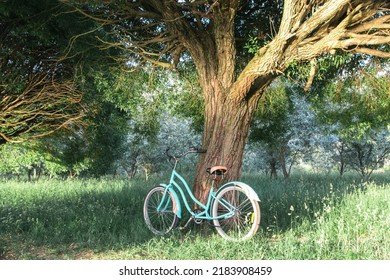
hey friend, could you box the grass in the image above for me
[0,172,389,260]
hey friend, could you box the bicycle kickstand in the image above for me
[179,216,194,231]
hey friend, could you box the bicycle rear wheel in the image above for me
[143,186,179,235]
[212,185,260,241]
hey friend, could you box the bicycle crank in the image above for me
[193,208,203,225]
[179,216,194,231]
[179,209,204,231]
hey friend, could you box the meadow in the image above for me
[0,172,389,260]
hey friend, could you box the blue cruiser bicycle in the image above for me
[143,147,261,241]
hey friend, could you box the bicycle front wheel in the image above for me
[212,185,260,241]
[143,186,179,235]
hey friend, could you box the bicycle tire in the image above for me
[143,186,179,235]
[212,185,260,241]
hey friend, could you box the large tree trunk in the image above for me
[192,81,264,203]
[186,3,283,203]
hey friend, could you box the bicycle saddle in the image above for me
[206,166,227,176]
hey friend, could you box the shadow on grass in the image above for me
[0,178,157,259]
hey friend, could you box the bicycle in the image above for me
[143,147,261,241]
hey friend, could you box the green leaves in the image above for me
[244,36,261,55]
[314,69,390,141]
[250,78,292,144]
[286,52,353,89]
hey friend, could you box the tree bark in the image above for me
[280,143,290,179]
[193,84,264,203]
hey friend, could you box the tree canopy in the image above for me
[1,1,389,199]
[63,0,389,197]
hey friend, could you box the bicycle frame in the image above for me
[157,165,236,221]
[144,147,261,240]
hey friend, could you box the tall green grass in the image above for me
[0,173,389,259]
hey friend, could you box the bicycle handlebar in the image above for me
[188,146,207,154]
[166,146,207,163]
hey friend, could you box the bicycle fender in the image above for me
[220,181,261,202]
[159,184,182,218]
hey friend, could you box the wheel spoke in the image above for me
[212,185,260,241]
[143,186,179,235]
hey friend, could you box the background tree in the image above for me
[249,79,321,178]
[249,80,291,178]
[314,68,390,179]
[54,1,390,200]
[0,0,151,178]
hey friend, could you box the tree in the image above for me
[0,139,67,179]
[249,79,291,178]
[250,80,321,178]
[0,0,85,144]
[116,112,201,179]
[314,68,390,179]
[0,0,121,145]
[64,0,390,202]
[348,130,390,180]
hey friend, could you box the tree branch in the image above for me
[304,59,317,92]
[0,72,84,143]
[353,47,390,58]
[285,0,390,63]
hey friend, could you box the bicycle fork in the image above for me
[156,188,175,215]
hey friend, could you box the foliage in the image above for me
[249,79,320,177]
[167,70,204,133]
[0,138,90,178]
[315,71,390,139]
[312,68,390,179]
[243,36,260,55]
[235,0,283,60]
[0,143,42,176]
[252,80,291,141]
[0,63,203,178]
[0,0,82,143]
[248,80,291,176]
[0,0,128,144]
[285,52,355,91]
[87,65,203,177]
[113,112,201,179]
[347,130,390,180]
